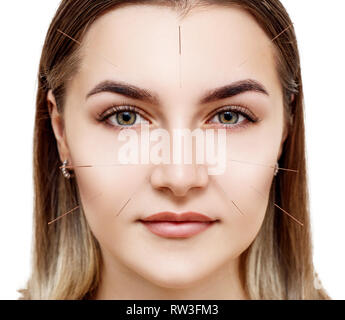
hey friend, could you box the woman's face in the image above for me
[50,5,286,291]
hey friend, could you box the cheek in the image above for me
[74,164,147,240]
[213,159,274,257]
[214,119,282,252]
[64,114,148,241]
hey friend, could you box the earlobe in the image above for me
[47,90,69,162]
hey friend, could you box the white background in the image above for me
[0,0,344,299]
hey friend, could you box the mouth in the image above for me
[138,211,219,238]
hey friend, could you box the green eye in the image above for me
[218,111,239,124]
[117,111,137,126]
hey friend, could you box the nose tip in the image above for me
[150,164,209,197]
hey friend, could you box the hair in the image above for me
[20,0,330,299]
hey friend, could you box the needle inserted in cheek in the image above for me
[115,173,150,217]
[47,191,103,225]
[250,185,304,227]
[210,176,245,216]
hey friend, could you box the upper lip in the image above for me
[139,211,216,222]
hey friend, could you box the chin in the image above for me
[135,262,213,289]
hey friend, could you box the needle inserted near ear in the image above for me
[228,158,298,173]
[48,191,103,225]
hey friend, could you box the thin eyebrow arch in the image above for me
[86,78,269,105]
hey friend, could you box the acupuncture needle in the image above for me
[48,191,102,225]
[228,159,298,173]
[250,185,304,227]
[211,176,245,216]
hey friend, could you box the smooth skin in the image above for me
[49,4,287,299]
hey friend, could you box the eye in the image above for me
[207,105,258,128]
[97,105,150,128]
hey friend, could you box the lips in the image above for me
[138,211,218,238]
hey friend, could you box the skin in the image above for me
[49,4,287,299]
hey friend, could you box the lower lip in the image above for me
[139,221,216,238]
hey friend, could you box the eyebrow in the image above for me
[86,80,160,105]
[86,79,269,105]
[199,79,269,104]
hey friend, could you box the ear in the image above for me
[47,90,70,163]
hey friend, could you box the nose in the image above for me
[150,163,209,197]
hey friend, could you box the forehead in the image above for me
[77,4,281,101]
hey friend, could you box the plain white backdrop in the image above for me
[0,0,344,300]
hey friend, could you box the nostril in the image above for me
[150,163,209,198]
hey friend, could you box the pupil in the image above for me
[223,112,233,121]
[122,112,131,122]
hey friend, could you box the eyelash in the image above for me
[96,104,148,129]
[96,104,259,130]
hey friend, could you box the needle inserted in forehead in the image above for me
[228,159,298,173]
[271,23,293,42]
[57,29,81,45]
[179,25,182,55]
[178,25,182,89]
[56,29,118,70]
[211,177,244,216]
[237,23,294,69]
[250,185,304,227]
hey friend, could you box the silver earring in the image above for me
[274,162,279,176]
[61,159,72,179]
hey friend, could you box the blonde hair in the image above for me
[20,0,330,299]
